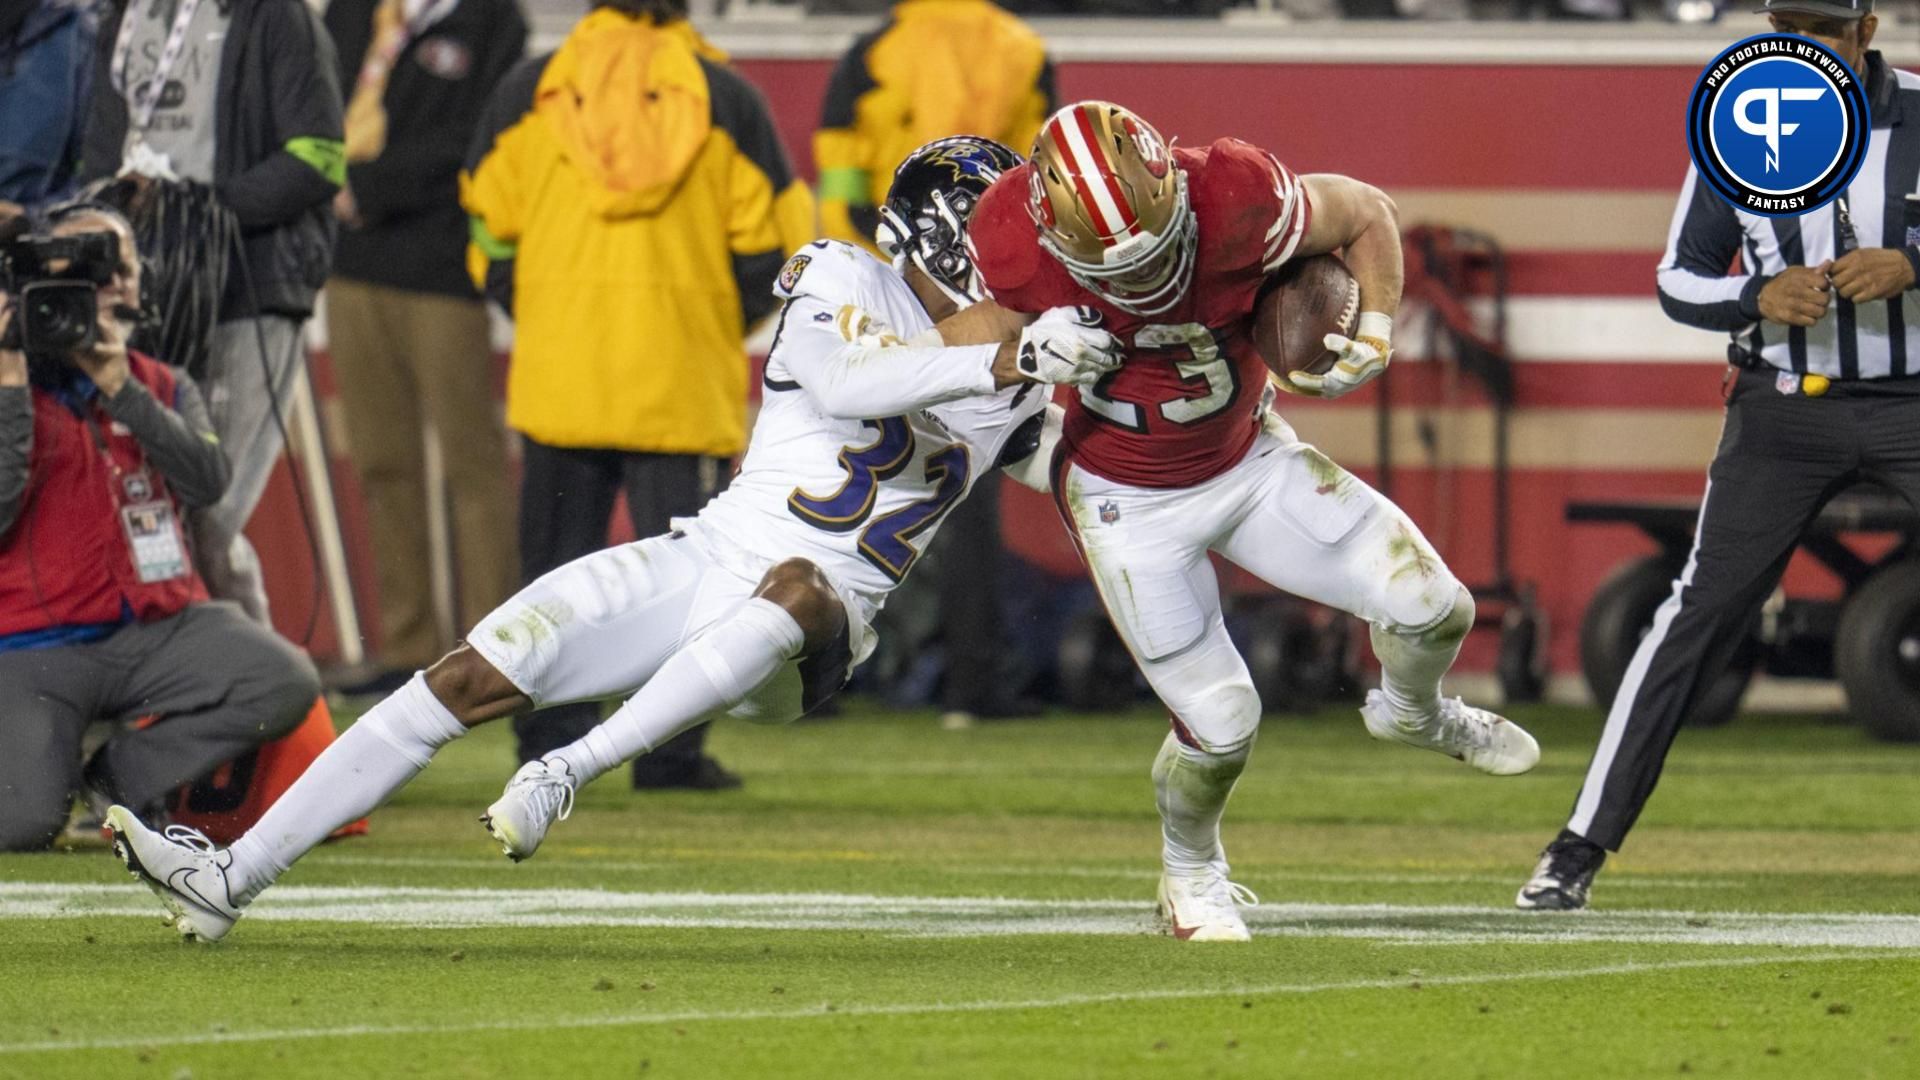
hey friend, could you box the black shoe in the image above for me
[1515,829,1607,910]
[630,756,743,792]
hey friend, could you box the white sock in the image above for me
[226,674,466,905]
[1370,585,1474,726]
[546,598,805,786]
[1152,731,1250,875]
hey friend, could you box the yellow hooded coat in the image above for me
[814,0,1052,254]
[462,11,815,454]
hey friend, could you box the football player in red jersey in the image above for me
[967,101,1542,942]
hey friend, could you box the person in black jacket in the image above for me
[322,0,525,694]
[84,0,345,627]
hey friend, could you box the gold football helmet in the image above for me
[1027,101,1196,316]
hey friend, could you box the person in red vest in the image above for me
[0,202,319,851]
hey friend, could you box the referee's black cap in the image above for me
[1753,0,1872,19]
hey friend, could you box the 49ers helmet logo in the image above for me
[1120,116,1169,179]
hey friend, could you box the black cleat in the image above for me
[1515,830,1607,911]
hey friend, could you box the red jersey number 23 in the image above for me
[1078,323,1238,432]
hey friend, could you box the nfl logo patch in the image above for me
[1776,371,1800,396]
[778,254,810,294]
[1098,500,1120,524]
[1906,224,1920,248]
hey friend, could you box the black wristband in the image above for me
[1903,247,1920,291]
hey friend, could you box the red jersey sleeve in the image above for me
[1202,138,1313,275]
[965,165,1051,313]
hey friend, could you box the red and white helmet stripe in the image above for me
[1048,107,1141,243]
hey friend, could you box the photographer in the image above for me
[0,205,319,852]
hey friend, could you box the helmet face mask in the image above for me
[1028,101,1197,317]
[877,136,1025,308]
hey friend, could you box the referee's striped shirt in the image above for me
[1657,51,1920,380]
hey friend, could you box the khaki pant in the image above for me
[326,278,517,669]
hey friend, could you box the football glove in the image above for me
[1017,306,1123,386]
[1286,312,1393,399]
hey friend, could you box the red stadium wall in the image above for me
[253,57,1870,683]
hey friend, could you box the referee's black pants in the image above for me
[509,439,730,785]
[1568,367,1920,850]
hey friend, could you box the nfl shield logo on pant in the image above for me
[1098,500,1121,525]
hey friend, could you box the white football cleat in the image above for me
[104,806,242,943]
[1156,865,1256,942]
[481,759,577,862]
[1361,690,1540,776]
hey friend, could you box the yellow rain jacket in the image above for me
[462,10,814,454]
[814,0,1053,255]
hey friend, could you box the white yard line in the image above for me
[0,952,1895,1057]
[6,883,1920,948]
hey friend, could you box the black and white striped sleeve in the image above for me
[1656,168,1768,332]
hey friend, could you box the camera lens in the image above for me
[20,282,97,354]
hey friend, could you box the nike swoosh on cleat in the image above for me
[165,869,224,915]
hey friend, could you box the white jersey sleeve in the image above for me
[767,242,999,420]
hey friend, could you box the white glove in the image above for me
[1016,306,1123,386]
[1286,311,1393,399]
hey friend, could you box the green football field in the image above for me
[3,701,1916,1079]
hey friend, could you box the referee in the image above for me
[1517,0,1920,910]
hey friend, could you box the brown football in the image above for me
[1252,254,1361,379]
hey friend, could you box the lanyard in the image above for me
[112,0,205,134]
[354,0,462,97]
[1835,195,1860,255]
[79,410,133,493]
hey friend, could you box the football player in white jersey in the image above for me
[104,137,1114,942]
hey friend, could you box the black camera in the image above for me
[0,231,120,356]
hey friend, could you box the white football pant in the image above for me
[468,532,863,725]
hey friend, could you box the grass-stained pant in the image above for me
[1054,414,1463,754]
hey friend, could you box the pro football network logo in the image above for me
[1686,34,1869,216]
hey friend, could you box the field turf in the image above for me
[2,700,1916,1078]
